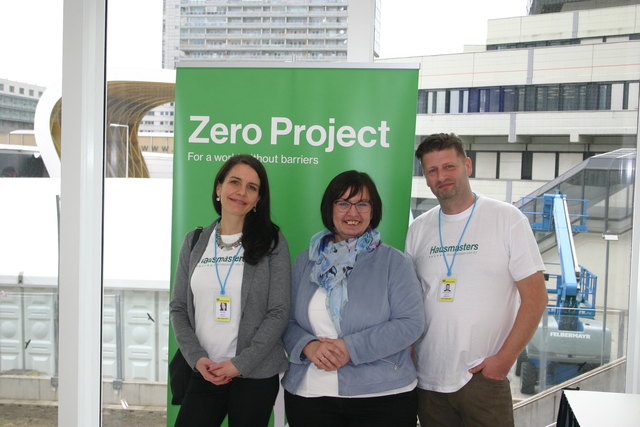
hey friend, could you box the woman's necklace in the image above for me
[216,227,242,250]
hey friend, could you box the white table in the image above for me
[558,390,640,427]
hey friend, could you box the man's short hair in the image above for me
[415,133,467,161]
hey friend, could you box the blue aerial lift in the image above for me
[516,192,611,394]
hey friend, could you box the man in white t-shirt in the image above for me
[406,133,548,427]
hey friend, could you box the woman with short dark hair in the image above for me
[170,154,291,427]
[282,170,425,427]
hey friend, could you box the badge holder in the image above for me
[216,296,231,322]
[439,278,456,302]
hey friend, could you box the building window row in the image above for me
[180,27,346,37]
[182,16,347,26]
[181,37,346,47]
[487,34,640,51]
[0,96,39,109]
[0,107,36,122]
[180,4,347,14]
[418,81,640,114]
[0,84,42,99]
[184,50,347,58]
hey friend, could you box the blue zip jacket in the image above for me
[282,241,425,396]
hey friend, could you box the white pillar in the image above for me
[347,0,378,62]
[58,0,106,425]
[627,88,640,394]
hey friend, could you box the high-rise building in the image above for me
[143,0,379,134]
[162,0,379,69]
[0,78,45,134]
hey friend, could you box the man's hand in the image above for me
[468,354,511,380]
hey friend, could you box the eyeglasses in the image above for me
[334,200,372,213]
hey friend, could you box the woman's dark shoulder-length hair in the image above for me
[212,154,279,265]
[320,170,382,233]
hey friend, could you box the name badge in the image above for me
[216,296,231,321]
[439,278,456,302]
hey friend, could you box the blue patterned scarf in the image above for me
[308,228,381,335]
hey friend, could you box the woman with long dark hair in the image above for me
[170,154,291,426]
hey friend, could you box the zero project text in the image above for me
[188,116,391,153]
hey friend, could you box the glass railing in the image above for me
[512,306,626,399]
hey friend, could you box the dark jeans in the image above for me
[417,373,514,427]
[175,371,279,427]
[285,388,418,427]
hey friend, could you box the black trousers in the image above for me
[284,388,418,427]
[175,371,279,427]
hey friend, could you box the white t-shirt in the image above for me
[191,232,244,362]
[406,196,544,393]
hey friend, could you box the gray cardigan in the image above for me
[169,223,291,378]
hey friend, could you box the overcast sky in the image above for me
[0,0,527,88]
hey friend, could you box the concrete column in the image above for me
[58,0,106,425]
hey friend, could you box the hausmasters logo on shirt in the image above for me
[429,243,479,256]
[200,255,245,264]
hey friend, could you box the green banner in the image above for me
[168,63,418,426]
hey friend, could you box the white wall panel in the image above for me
[0,293,23,372]
[558,153,584,176]
[611,83,625,111]
[124,290,156,381]
[499,152,522,180]
[469,179,505,201]
[486,17,524,45]
[23,293,55,374]
[532,45,595,84]
[578,7,638,39]
[532,153,556,180]
[1,287,171,382]
[486,5,640,45]
[102,295,117,379]
[416,112,511,137]
[514,111,638,137]
[629,83,639,110]
[419,54,476,89]
[591,42,640,82]
[475,152,497,179]
[471,50,529,87]
[158,291,169,383]
[521,13,574,42]
[512,180,550,200]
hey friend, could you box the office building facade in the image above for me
[379,2,639,210]
[162,0,379,68]
[0,78,45,134]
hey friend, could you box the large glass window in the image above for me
[2,1,639,425]
[0,0,62,424]
[401,4,640,421]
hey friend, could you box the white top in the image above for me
[191,232,244,362]
[406,196,544,393]
[297,288,416,398]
